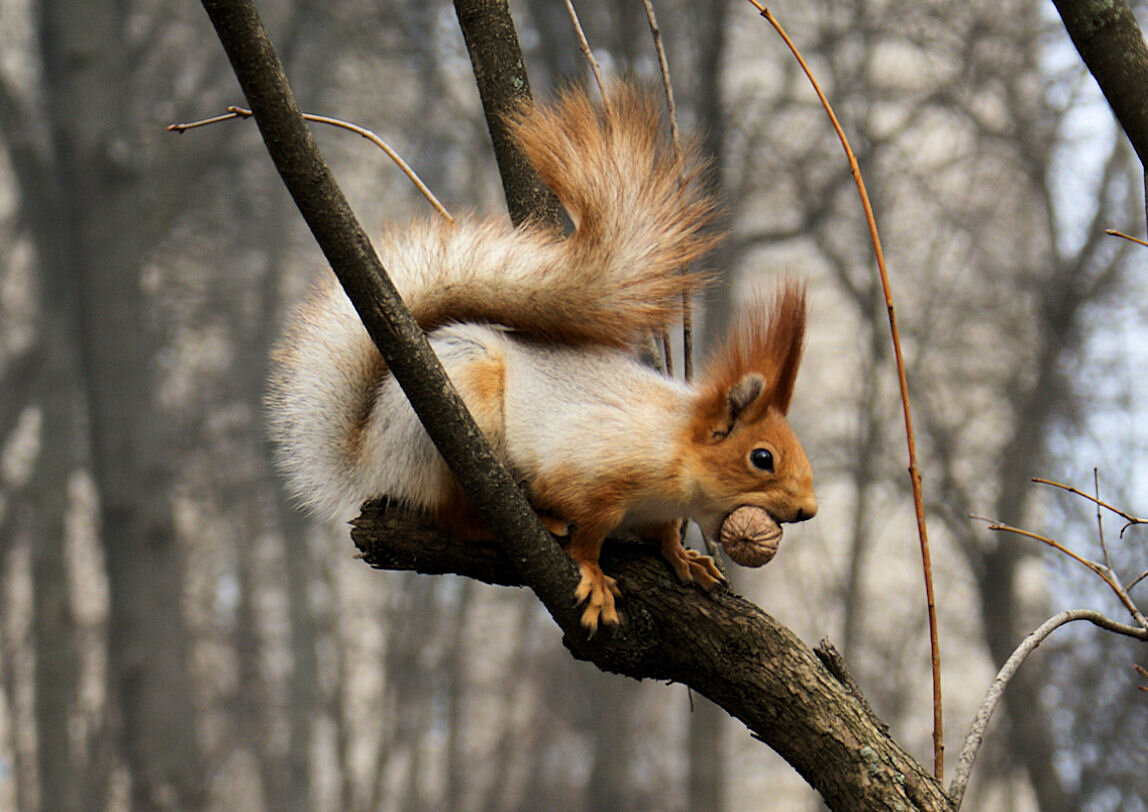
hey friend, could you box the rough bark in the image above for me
[452,0,564,228]
[353,503,954,811]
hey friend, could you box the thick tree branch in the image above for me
[452,0,564,228]
[1050,0,1148,166]
[1051,0,1148,234]
[353,502,953,811]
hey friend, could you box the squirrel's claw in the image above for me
[574,563,622,633]
[660,536,726,590]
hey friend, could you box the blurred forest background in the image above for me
[1,0,1147,809]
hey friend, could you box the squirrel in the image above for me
[266,84,817,632]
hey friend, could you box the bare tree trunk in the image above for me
[695,0,736,352]
[839,293,886,659]
[280,508,319,812]
[38,1,206,806]
[10,144,88,809]
[26,366,83,812]
[687,696,727,812]
[444,580,474,811]
[586,677,642,810]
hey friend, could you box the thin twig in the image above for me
[746,0,943,781]
[1135,664,1148,692]
[1093,469,1113,572]
[561,1,676,377]
[168,106,454,223]
[975,516,1112,582]
[1105,227,1148,247]
[167,109,246,130]
[639,0,693,382]
[975,515,1148,631]
[1033,476,1148,536]
[562,0,605,99]
[641,0,682,155]
[948,609,1148,809]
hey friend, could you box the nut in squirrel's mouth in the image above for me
[718,505,783,568]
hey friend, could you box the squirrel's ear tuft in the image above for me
[765,284,806,416]
[693,282,807,441]
[699,282,807,414]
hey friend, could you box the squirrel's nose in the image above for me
[793,499,818,522]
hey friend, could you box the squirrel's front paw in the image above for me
[662,544,726,590]
[573,563,622,633]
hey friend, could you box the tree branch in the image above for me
[353,502,953,811]
[949,609,1148,808]
[452,0,564,228]
[1050,0,1148,166]
[1050,0,1148,234]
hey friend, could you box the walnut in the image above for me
[719,506,782,567]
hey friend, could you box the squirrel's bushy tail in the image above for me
[383,83,719,348]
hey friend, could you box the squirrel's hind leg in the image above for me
[564,517,623,633]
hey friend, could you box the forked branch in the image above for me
[949,608,1148,807]
[956,479,1148,806]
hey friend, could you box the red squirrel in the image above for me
[266,85,817,631]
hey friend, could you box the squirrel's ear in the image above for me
[707,373,765,440]
[728,373,764,425]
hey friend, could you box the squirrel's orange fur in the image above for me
[266,85,817,632]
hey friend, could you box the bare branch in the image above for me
[352,501,955,811]
[1105,228,1148,247]
[1033,476,1148,533]
[745,0,943,779]
[561,0,605,98]
[949,609,1148,808]
[198,0,586,635]
[452,0,563,229]
[167,106,454,221]
[1094,469,1114,572]
[1050,0,1148,234]
[975,514,1148,631]
[639,0,694,382]
[641,0,681,155]
[976,516,1119,590]
[1050,0,1148,165]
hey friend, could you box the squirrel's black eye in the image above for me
[749,448,774,472]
